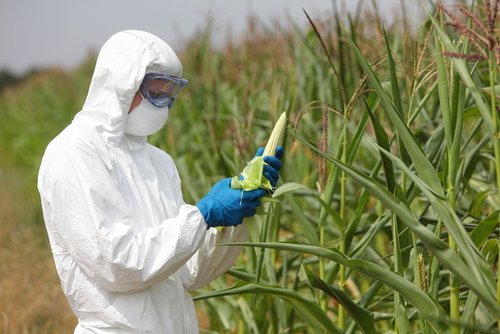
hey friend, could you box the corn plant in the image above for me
[190,2,500,333]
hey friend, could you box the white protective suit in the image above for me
[38,30,248,333]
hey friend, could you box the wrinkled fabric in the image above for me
[38,30,248,334]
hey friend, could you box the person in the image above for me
[37,30,284,333]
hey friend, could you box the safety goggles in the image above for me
[139,73,188,108]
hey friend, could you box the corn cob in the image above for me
[262,111,287,157]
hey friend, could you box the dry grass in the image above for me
[0,172,75,334]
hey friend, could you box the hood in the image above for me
[73,30,183,145]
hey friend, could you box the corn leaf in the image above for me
[225,241,449,332]
[304,266,377,334]
[429,15,494,135]
[299,136,500,317]
[194,282,342,334]
[470,211,500,247]
[371,140,498,306]
[347,34,445,199]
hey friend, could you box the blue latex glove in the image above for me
[196,178,267,228]
[255,146,285,188]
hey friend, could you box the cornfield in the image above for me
[0,1,499,333]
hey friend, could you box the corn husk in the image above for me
[231,111,287,191]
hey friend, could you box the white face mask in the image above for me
[124,97,169,136]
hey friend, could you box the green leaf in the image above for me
[274,181,345,229]
[225,241,449,332]
[434,38,453,150]
[383,28,411,165]
[429,15,494,136]
[283,193,320,245]
[470,211,500,247]
[272,182,310,198]
[481,239,500,265]
[304,267,377,334]
[347,35,445,198]
[235,297,260,333]
[365,90,411,326]
[366,140,499,316]
[383,28,404,119]
[481,85,500,99]
[194,282,342,334]
[298,137,500,317]
[365,99,395,192]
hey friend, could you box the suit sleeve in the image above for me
[180,224,249,291]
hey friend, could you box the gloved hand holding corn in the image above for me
[196,112,286,228]
[231,111,287,192]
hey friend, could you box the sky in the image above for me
[0,0,423,75]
